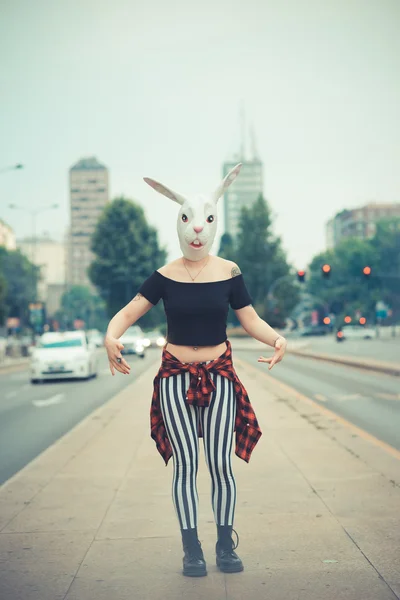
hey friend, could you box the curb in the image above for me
[287,348,400,377]
[0,358,30,374]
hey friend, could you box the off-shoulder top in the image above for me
[138,270,252,346]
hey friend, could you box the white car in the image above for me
[341,325,375,340]
[30,331,98,383]
[144,330,166,348]
[120,326,146,358]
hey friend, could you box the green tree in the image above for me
[89,197,166,328]
[0,247,40,326]
[218,233,236,261]
[306,219,400,323]
[370,218,400,320]
[0,271,7,325]
[235,195,299,326]
[58,286,107,331]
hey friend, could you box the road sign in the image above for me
[6,317,20,329]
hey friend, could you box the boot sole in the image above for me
[216,560,244,573]
[183,568,208,577]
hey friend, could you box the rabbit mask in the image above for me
[143,164,242,262]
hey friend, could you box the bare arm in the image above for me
[234,305,281,347]
[229,258,287,369]
[106,293,153,338]
[105,293,154,376]
[235,305,287,370]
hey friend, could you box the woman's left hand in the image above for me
[258,336,287,370]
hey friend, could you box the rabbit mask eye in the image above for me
[143,163,242,262]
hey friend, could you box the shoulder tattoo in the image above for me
[231,265,242,278]
[132,293,143,302]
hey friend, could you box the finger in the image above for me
[115,355,130,371]
[258,356,273,363]
[109,363,115,376]
[112,359,130,375]
[118,356,130,370]
[110,353,130,374]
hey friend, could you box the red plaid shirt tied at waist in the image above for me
[150,340,262,465]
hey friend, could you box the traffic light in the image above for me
[359,317,366,325]
[363,266,372,278]
[344,315,352,324]
[297,270,306,283]
[321,264,331,279]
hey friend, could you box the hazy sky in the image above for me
[1,0,399,269]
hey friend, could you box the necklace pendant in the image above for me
[193,346,198,351]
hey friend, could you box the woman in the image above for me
[104,163,287,577]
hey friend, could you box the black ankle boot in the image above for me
[216,525,244,573]
[181,528,207,577]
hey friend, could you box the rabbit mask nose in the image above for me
[193,225,204,233]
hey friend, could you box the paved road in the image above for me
[0,348,161,486]
[292,334,400,364]
[236,349,400,451]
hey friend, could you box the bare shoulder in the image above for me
[157,259,181,277]
[213,256,242,279]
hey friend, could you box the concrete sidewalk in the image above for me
[0,357,399,600]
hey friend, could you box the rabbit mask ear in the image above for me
[213,163,242,202]
[143,177,187,206]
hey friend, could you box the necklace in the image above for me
[183,256,210,282]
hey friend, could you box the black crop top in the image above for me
[138,270,253,346]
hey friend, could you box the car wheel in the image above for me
[31,378,40,384]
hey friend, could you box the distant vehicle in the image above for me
[340,325,375,340]
[143,330,166,348]
[298,325,329,337]
[120,326,146,358]
[30,330,98,384]
[87,330,104,347]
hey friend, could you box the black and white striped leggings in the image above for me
[160,371,236,530]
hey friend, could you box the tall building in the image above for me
[18,235,66,315]
[223,117,264,239]
[223,158,263,238]
[68,157,109,287]
[326,202,400,249]
[0,219,16,250]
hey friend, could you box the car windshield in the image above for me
[39,338,83,348]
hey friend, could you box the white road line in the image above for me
[32,394,65,408]
[335,393,363,401]
[314,394,327,402]
[376,392,400,401]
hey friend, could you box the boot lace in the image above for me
[232,528,239,550]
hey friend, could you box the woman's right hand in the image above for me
[105,334,131,376]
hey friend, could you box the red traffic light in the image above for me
[297,270,306,283]
[344,315,352,323]
[359,317,366,325]
[323,317,331,325]
[363,266,371,276]
[321,264,331,279]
